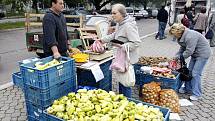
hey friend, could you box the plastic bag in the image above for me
[110,47,126,72]
[90,40,105,53]
[168,59,181,70]
[114,45,136,87]
[159,89,180,113]
[142,82,161,105]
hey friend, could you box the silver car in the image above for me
[139,9,149,18]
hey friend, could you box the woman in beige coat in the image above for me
[193,7,208,34]
[101,3,141,97]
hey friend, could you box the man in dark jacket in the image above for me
[155,5,168,40]
[43,0,70,58]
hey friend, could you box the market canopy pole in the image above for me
[185,0,192,8]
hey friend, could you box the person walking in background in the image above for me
[206,11,215,47]
[100,3,141,98]
[169,23,211,101]
[193,7,208,34]
[155,5,168,40]
[186,8,195,29]
[43,0,70,58]
[177,9,187,24]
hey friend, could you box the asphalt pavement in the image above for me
[0,31,215,120]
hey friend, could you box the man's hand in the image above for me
[53,52,61,59]
[51,46,61,59]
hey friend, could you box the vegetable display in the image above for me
[159,89,180,113]
[35,59,62,70]
[142,82,161,105]
[138,57,170,67]
[47,89,164,121]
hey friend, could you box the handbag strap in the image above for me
[125,44,131,63]
[179,55,186,67]
[195,13,200,22]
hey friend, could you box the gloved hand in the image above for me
[53,52,61,60]
[172,56,180,60]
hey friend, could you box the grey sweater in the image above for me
[101,16,141,64]
[176,28,211,59]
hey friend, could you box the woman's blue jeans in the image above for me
[178,57,209,97]
[119,83,132,98]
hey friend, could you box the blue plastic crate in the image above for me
[77,60,112,91]
[18,57,40,66]
[28,115,47,121]
[44,98,170,121]
[12,72,24,90]
[20,56,76,89]
[134,63,144,85]
[128,98,170,121]
[24,79,77,107]
[138,72,180,90]
[26,101,48,121]
[134,63,180,90]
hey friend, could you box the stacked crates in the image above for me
[12,57,40,90]
[19,56,77,121]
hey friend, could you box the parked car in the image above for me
[138,9,149,18]
[0,5,6,18]
[146,8,158,18]
[62,9,92,23]
[126,7,135,17]
[133,9,148,19]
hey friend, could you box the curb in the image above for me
[0,27,25,32]
[0,82,14,90]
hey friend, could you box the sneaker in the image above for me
[179,88,186,94]
[189,95,201,101]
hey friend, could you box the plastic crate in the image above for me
[128,98,170,121]
[20,56,76,89]
[25,101,48,121]
[137,72,180,90]
[134,63,144,85]
[134,64,180,90]
[43,98,170,121]
[24,79,77,107]
[18,57,40,66]
[77,60,112,91]
[12,72,24,90]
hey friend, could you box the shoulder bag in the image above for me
[115,44,136,87]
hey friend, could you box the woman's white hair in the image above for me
[112,3,127,17]
[169,23,185,36]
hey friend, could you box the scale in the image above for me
[84,50,113,61]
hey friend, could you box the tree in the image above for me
[2,0,29,12]
[88,0,113,10]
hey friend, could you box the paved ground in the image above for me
[0,33,215,121]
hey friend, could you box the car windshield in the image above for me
[126,9,133,13]
[77,10,89,15]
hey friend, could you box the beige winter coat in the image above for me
[101,16,141,64]
[194,13,208,31]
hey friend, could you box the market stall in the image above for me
[134,56,180,90]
